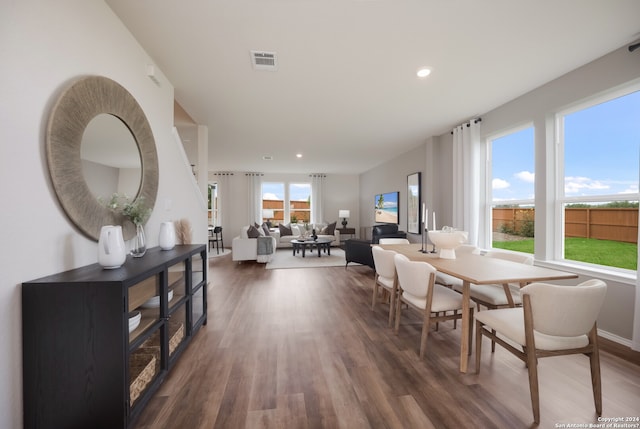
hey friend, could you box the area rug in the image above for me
[266,248,350,269]
[208,248,231,258]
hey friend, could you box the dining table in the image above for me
[378,243,578,373]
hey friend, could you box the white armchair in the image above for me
[232,226,277,262]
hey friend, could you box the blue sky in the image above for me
[263,182,310,201]
[492,90,640,202]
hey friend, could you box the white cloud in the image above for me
[263,193,280,200]
[492,178,510,190]
[514,170,535,183]
[620,183,639,194]
[564,176,609,194]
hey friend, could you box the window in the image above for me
[207,183,218,226]
[557,88,640,270]
[262,182,285,225]
[261,182,311,225]
[289,183,311,223]
[489,125,535,253]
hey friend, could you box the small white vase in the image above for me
[98,225,126,269]
[130,224,147,257]
[159,221,176,250]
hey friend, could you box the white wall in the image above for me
[217,172,359,244]
[0,1,205,427]
[359,144,426,242]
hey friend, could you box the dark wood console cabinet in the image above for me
[22,245,207,429]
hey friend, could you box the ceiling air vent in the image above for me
[251,51,278,71]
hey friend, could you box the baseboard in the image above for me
[598,329,640,366]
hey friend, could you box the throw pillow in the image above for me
[324,221,337,235]
[291,224,301,236]
[278,223,293,237]
[247,225,261,238]
[261,223,270,236]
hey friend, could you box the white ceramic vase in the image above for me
[98,225,126,269]
[159,221,176,250]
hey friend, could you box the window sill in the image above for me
[535,259,637,287]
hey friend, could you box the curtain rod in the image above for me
[450,117,482,134]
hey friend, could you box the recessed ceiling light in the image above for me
[296,153,303,158]
[417,67,432,78]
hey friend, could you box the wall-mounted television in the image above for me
[374,191,399,224]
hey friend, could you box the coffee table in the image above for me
[291,238,332,257]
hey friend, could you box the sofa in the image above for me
[232,222,339,262]
[270,222,340,248]
[371,224,407,244]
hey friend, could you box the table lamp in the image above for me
[339,210,350,228]
[262,209,274,227]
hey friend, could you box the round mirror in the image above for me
[81,114,142,200]
[46,76,159,241]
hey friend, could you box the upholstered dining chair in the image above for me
[452,250,534,350]
[378,238,410,245]
[435,244,479,289]
[371,246,399,327]
[394,253,475,359]
[475,279,607,424]
[457,250,534,309]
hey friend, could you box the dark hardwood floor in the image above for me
[133,252,640,429]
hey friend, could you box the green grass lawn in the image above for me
[492,237,637,270]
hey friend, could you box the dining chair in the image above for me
[394,253,475,359]
[475,279,607,424]
[378,238,410,244]
[451,250,534,351]
[453,250,534,310]
[371,246,399,327]
[435,244,479,289]
[209,226,223,254]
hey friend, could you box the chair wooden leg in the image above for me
[394,293,403,334]
[589,325,603,416]
[419,311,432,359]
[371,277,378,310]
[387,288,396,328]
[491,329,497,352]
[468,308,474,354]
[523,295,540,424]
[475,320,483,374]
[525,346,540,424]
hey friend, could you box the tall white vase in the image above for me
[159,221,176,250]
[98,225,126,269]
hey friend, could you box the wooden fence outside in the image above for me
[493,207,638,244]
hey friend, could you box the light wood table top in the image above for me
[378,243,578,372]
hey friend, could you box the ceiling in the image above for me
[105,0,640,175]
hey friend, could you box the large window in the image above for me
[207,183,218,226]
[262,182,285,225]
[557,88,640,270]
[489,125,535,253]
[289,183,311,223]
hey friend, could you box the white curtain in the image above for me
[452,120,481,246]
[246,173,263,224]
[310,174,326,224]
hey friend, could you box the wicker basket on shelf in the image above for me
[129,351,156,405]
